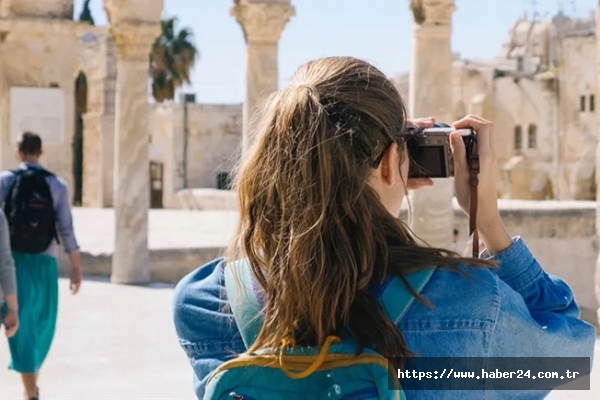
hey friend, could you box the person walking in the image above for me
[0,131,82,400]
[0,208,19,339]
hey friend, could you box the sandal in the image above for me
[26,386,39,400]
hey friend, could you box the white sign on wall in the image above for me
[9,87,65,145]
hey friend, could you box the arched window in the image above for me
[528,124,537,149]
[514,125,523,152]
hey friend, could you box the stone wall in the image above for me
[77,27,117,208]
[492,76,556,200]
[0,19,81,193]
[397,62,557,200]
[149,103,242,208]
[176,103,242,188]
[555,33,598,201]
[392,15,599,202]
[6,0,73,19]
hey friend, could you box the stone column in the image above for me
[231,0,295,154]
[82,112,115,207]
[108,21,160,284]
[595,0,600,327]
[407,0,456,249]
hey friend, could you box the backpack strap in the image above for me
[378,268,435,324]
[224,260,436,348]
[223,260,263,348]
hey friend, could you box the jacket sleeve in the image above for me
[0,210,16,297]
[172,259,246,399]
[53,178,80,254]
[483,238,596,374]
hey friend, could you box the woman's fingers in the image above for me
[452,115,493,157]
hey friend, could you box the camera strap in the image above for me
[467,138,480,258]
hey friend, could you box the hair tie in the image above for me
[296,83,319,97]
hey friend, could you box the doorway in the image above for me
[73,71,87,206]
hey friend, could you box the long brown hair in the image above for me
[227,56,495,365]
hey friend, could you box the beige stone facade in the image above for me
[396,12,600,201]
[77,28,117,208]
[149,103,242,208]
[0,14,79,193]
[0,0,164,284]
[70,11,600,210]
[2,3,599,208]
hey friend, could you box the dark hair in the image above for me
[227,56,495,368]
[453,228,459,236]
[17,132,42,155]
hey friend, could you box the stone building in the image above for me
[3,7,599,208]
[146,11,600,207]
[395,11,599,201]
[1,0,166,284]
[0,1,79,193]
[69,1,296,210]
[34,24,244,210]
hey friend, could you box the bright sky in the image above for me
[74,0,596,104]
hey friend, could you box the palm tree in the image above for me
[150,17,199,103]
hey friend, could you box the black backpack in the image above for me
[3,167,59,254]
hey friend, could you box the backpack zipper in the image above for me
[229,393,257,400]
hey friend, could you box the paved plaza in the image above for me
[0,276,596,399]
[0,278,195,400]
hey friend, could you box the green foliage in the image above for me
[79,0,95,25]
[150,17,199,102]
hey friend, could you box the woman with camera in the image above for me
[173,56,595,399]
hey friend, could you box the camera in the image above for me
[405,123,476,179]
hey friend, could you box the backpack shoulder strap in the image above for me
[224,260,436,349]
[223,260,263,348]
[378,268,436,324]
[5,169,24,199]
[37,168,55,177]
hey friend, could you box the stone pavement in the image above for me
[0,276,598,399]
[0,277,195,400]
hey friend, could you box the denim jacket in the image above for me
[172,237,596,399]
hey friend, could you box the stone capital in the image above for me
[0,0,9,18]
[410,0,455,26]
[231,2,295,45]
[109,21,160,62]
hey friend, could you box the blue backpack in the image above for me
[203,260,435,400]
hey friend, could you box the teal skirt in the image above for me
[4,253,59,373]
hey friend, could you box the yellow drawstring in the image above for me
[278,335,341,379]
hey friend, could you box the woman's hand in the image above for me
[406,117,435,190]
[3,309,19,338]
[449,115,512,255]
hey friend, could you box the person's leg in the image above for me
[8,254,58,399]
[20,373,37,398]
[7,253,38,398]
